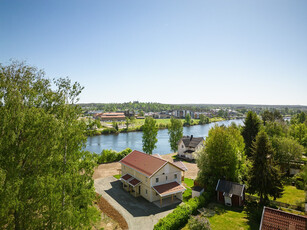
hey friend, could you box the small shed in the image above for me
[215,179,245,207]
[192,186,204,198]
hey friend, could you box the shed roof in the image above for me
[215,179,245,197]
[260,206,307,230]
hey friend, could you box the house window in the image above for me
[174,174,177,179]
[156,178,159,183]
[166,176,168,181]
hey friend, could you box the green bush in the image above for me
[153,192,211,230]
[101,128,118,134]
[97,148,132,164]
[188,215,211,230]
[294,173,304,190]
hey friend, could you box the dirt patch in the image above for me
[96,193,128,230]
[161,153,199,179]
[93,162,121,180]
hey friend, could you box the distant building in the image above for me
[215,179,245,207]
[96,112,126,121]
[177,135,204,160]
[259,206,307,230]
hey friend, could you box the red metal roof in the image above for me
[153,182,186,197]
[121,174,132,181]
[129,178,141,186]
[120,150,168,177]
[260,206,307,230]
[172,161,188,171]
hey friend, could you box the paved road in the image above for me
[95,177,178,230]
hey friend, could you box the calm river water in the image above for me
[85,119,244,155]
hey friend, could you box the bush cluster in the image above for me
[97,148,132,164]
[153,192,211,230]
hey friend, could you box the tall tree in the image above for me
[142,117,158,154]
[248,131,283,204]
[0,61,99,229]
[199,114,209,125]
[168,117,183,152]
[185,113,192,126]
[196,125,245,191]
[241,111,261,157]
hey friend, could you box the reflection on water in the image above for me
[85,119,244,155]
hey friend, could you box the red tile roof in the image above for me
[120,174,141,187]
[120,150,168,177]
[260,206,307,230]
[153,182,186,197]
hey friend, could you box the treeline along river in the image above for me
[85,119,244,155]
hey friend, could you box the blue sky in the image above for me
[1,0,306,105]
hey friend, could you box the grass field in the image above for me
[277,185,305,207]
[207,203,260,230]
[247,185,305,207]
[182,202,260,230]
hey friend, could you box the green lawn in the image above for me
[184,178,194,188]
[247,185,305,208]
[276,185,305,207]
[207,203,259,230]
[113,174,121,179]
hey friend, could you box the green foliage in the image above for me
[97,148,132,164]
[188,215,211,230]
[196,125,245,191]
[101,127,118,134]
[168,117,183,152]
[271,137,304,172]
[242,111,262,157]
[290,123,307,149]
[153,192,211,230]
[183,188,192,202]
[184,113,192,126]
[248,131,284,204]
[261,109,283,125]
[264,121,288,138]
[142,117,158,154]
[0,61,99,229]
[199,114,210,125]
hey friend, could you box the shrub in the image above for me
[153,192,211,230]
[101,128,118,134]
[188,215,211,230]
[97,148,132,164]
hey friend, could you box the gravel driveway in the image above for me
[95,177,178,230]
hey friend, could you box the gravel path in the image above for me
[95,177,177,230]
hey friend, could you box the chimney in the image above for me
[190,135,193,141]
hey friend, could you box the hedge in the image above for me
[153,192,211,230]
[97,148,132,164]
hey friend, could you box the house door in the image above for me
[138,186,141,194]
[224,196,232,206]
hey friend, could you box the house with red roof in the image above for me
[119,150,186,207]
[259,206,307,230]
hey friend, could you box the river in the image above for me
[85,119,244,155]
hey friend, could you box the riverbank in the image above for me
[85,119,244,154]
[86,117,231,136]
